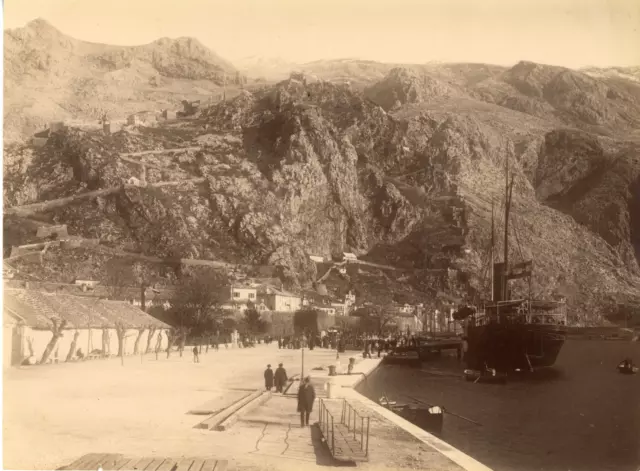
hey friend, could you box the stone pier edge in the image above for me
[335,358,494,471]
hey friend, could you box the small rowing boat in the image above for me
[383,347,421,366]
[617,361,638,375]
[379,396,444,435]
[464,368,508,384]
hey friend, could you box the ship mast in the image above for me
[490,200,495,302]
[502,156,515,301]
[503,156,509,301]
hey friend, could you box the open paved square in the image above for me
[3,344,346,470]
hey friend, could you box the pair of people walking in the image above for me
[263,365,316,427]
[264,363,289,393]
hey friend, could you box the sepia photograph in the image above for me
[2,1,639,470]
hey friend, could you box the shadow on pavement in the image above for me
[310,423,356,468]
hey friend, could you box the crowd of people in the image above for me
[274,331,427,357]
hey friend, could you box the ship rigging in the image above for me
[454,155,568,372]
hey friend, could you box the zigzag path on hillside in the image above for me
[4,178,206,217]
[6,235,245,270]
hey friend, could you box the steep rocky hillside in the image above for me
[3,19,246,141]
[5,71,640,325]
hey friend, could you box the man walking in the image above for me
[264,364,274,391]
[297,376,316,427]
[363,340,372,359]
[274,363,288,393]
[192,346,200,363]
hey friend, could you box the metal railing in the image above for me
[318,398,371,458]
[471,300,568,326]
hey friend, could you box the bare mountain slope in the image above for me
[4,25,639,324]
[3,19,245,141]
[364,61,640,134]
[4,76,639,325]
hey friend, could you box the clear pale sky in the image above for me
[4,0,640,68]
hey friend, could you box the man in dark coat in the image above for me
[297,376,316,427]
[264,364,274,391]
[274,363,288,393]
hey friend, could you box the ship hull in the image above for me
[465,322,566,371]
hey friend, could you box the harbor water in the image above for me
[357,339,640,471]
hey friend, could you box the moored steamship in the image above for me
[454,159,568,372]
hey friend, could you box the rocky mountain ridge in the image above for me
[4,24,640,325]
[3,19,246,141]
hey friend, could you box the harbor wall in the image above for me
[333,358,493,471]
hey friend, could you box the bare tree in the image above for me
[133,327,146,355]
[65,330,80,362]
[166,328,177,358]
[177,326,190,357]
[146,325,158,353]
[40,318,68,364]
[26,336,35,358]
[132,262,154,311]
[101,327,111,357]
[155,331,163,360]
[115,322,127,357]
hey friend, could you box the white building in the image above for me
[330,303,348,316]
[127,114,142,126]
[397,304,415,314]
[230,286,257,303]
[309,255,325,263]
[74,280,100,289]
[342,252,358,262]
[316,306,336,316]
[344,290,356,306]
[127,177,144,187]
[254,301,270,312]
[3,287,170,368]
[263,288,302,312]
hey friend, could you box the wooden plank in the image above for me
[117,457,143,470]
[82,453,113,469]
[102,455,129,470]
[155,459,176,471]
[133,458,154,470]
[174,459,194,471]
[200,459,218,471]
[189,459,205,471]
[63,453,100,469]
[143,458,166,471]
[213,461,228,471]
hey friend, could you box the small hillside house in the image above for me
[263,288,302,313]
[331,302,349,317]
[230,285,257,303]
[316,306,336,316]
[342,252,358,262]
